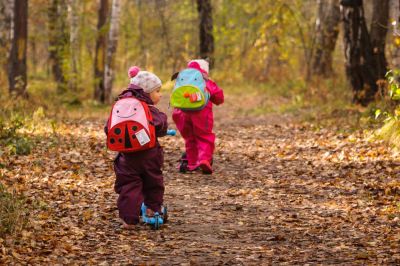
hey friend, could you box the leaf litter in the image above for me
[0,98,399,265]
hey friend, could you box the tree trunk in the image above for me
[8,0,27,96]
[155,0,174,70]
[67,0,79,91]
[0,0,13,86]
[341,0,388,106]
[196,0,214,66]
[370,0,389,80]
[312,0,340,77]
[137,0,147,68]
[390,0,400,69]
[0,0,14,55]
[104,0,121,103]
[94,0,109,102]
[48,0,70,93]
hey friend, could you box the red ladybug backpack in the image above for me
[106,97,156,152]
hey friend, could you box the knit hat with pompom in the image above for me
[128,66,162,93]
[187,59,209,75]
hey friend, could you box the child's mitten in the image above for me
[166,129,176,136]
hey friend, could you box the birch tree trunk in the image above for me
[390,0,400,69]
[155,0,174,70]
[137,0,147,68]
[67,0,79,91]
[104,0,121,103]
[0,0,14,57]
[8,0,27,96]
[48,0,69,92]
[196,0,214,66]
[94,0,109,102]
[312,0,340,77]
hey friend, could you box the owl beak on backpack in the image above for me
[183,91,201,102]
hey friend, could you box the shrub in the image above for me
[0,183,29,238]
[375,70,400,148]
[6,137,32,155]
[0,114,24,140]
[0,113,33,156]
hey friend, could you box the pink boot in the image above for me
[199,160,212,174]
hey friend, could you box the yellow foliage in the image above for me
[395,37,400,47]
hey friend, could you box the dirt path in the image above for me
[1,95,400,265]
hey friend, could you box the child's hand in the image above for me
[166,129,176,136]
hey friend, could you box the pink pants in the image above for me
[172,107,215,169]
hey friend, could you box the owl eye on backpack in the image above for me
[106,97,156,152]
[170,68,210,111]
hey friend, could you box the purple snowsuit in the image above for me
[105,85,168,225]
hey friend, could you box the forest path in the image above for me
[1,93,400,265]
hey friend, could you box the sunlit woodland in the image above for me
[0,0,400,264]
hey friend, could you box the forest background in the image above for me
[1,0,400,263]
[1,1,399,114]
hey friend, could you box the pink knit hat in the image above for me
[187,59,209,75]
[128,66,162,93]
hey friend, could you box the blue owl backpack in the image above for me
[170,68,210,111]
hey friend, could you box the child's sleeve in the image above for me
[207,80,224,105]
[150,107,168,137]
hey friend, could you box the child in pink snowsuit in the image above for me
[172,59,224,174]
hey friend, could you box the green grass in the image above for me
[374,119,400,149]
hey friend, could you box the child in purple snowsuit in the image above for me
[105,66,168,229]
[172,59,224,174]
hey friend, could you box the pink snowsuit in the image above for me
[172,79,224,169]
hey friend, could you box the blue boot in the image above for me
[141,203,168,229]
